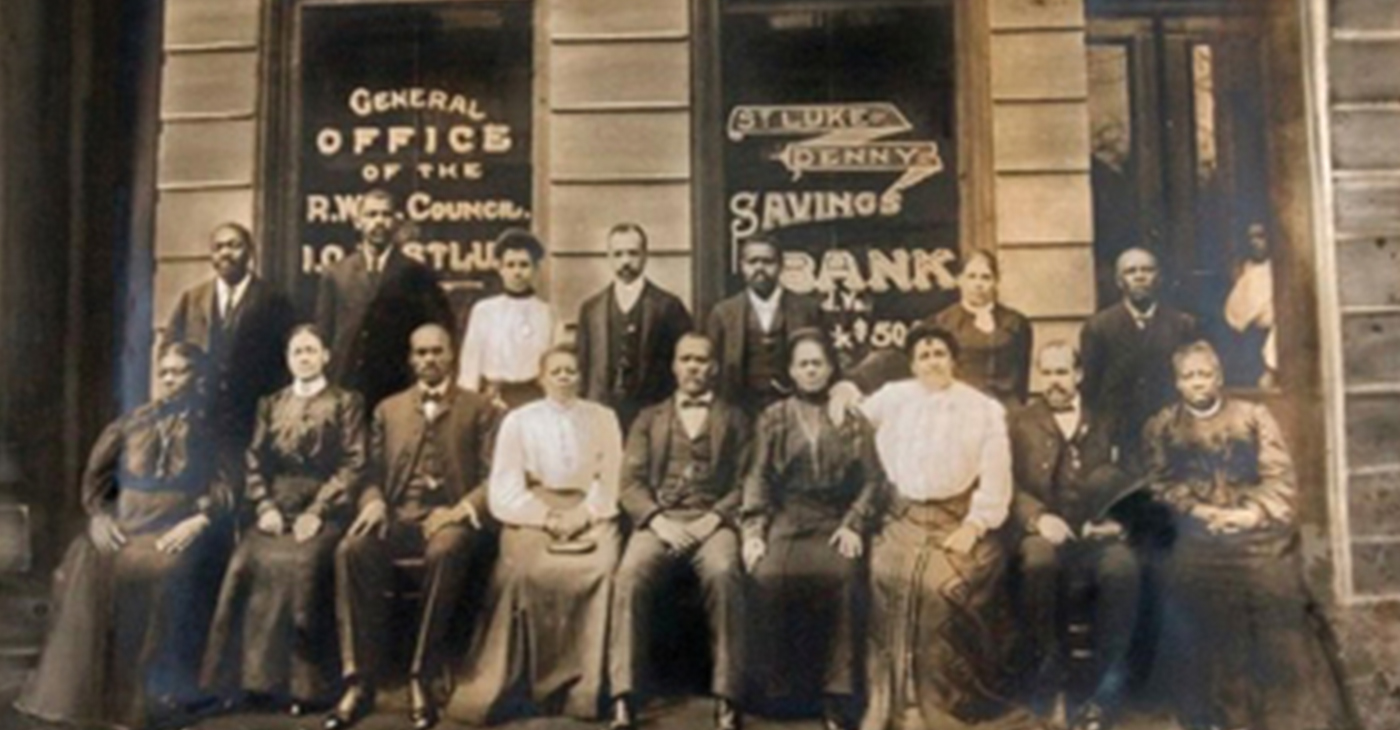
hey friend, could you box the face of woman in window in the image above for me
[541,352,580,402]
[958,255,997,308]
[156,352,197,404]
[287,330,330,383]
[789,340,833,396]
[910,337,956,390]
[1175,351,1223,409]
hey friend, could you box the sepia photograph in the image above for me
[0,0,1395,729]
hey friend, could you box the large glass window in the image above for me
[721,1,959,358]
[282,1,534,321]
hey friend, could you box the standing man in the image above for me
[1080,247,1196,457]
[706,235,822,415]
[165,221,294,468]
[457,228,555,409]
[609,333,752,730]
[325,324,497,730]
[576,222,693,433]
[315,188,453,412]
[1010,341,1140,730]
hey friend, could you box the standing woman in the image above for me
[15,342,233,730]
[201,325,366,714]
[447,345,623,724]
[931,248,1032,405]
[1145,341,1355,730]
[741,328,885,730]
[857,323,1026,730]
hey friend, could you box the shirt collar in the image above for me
[293,376,328,398]
[676,391,715,408]
[216,273,252,307]
[419,380,451,400]
[614,277,647,312]
[1185,397,1224,420]
[1124,299,1158,324]
[360,244,393,273]
[961,299,995,317]
[747,286,783,313]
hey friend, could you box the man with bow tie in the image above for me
[316,189,454,412]
[1009,341,1140,730]
[325,324,498,730]
[165,221,294,472]
[1080,247,1196,457]
[608,333,753,730]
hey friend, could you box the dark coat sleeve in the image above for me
[840,414,887,536]
[309,391,368,519]
[620,405,664,526]
[713,407,753,523]
[360,402,390,511]
[576,295,599,401]
[739,405,783,542]
[81,419,125,517]
[1080,316,1106,411]
[1010,311,1033,403]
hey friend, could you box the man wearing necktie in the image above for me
[1009,341,1139,730]
[1079,247,1196,458]
[325,324,498,730]
[164,222,294,477]
[609,333,753,730]
[706,235,824,417]
[316,189,454,412]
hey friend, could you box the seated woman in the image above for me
[929,248,1032,406]
[1145,341,1354,730]
[447,345,623,724]
[15,342,233,730]
[857,323,1027,730]
[741,328,884,730]
[201,325,366,714]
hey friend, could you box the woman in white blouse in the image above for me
[456,228,555,409]
[448,345,622,724]
[858,322,1026,730]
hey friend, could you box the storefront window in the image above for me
[286,1,533,320]
[721,1,959,359]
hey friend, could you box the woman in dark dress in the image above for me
[741,328,884,730]
[202,325,366,714]
[15,342,233,730]
[1145,341,1355,730]
[930,248,1033,405]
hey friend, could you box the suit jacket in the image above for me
[315,247,453,411]
[619,396,754,528]
[1009,397,1129,531]
[360,383,500,524]
[165,275,295,449]
[705,289,823,405]
[576,281,692,415]
[1080,301,1196,454]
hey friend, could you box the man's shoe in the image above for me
[1069,701,1112,730]
[408,678,439,730]
[821,695,851,730]
[715,698,742,730]
[323,684,374,730]
[609,696,637,730]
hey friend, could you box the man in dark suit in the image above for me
[576,222,693,434]
[1080,247,1196,457]
[706,235,822,415]
[1010,341,1140,730]
[608,333,752,730]
[325,324,498,730]
[316,189,453,412]
[165,221,294,466]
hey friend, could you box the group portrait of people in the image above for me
[12,187,1356,730]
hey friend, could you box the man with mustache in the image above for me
[324,324,497,730]
[575,222,693,434]
[165,221,295,472]
[316,188,454,412]
[1080,247,1196,458]
[706,235,823,416]
[1008,341,1139,730]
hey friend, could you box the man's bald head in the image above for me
[1115,247,1161,307]
[409,323,455,387]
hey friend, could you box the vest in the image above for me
[657,408,719,514]
[607,294,645,402]
[743,305,785,406]
[398,417,451,522]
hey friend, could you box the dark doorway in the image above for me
[1087,4,1278,388]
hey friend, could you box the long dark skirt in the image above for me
[861,498,1032,730]
[15,528,230,730]
[446,519,620,724]
[201,526,343,704]
[749,504,864,711]
[1157,530,1355,730]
